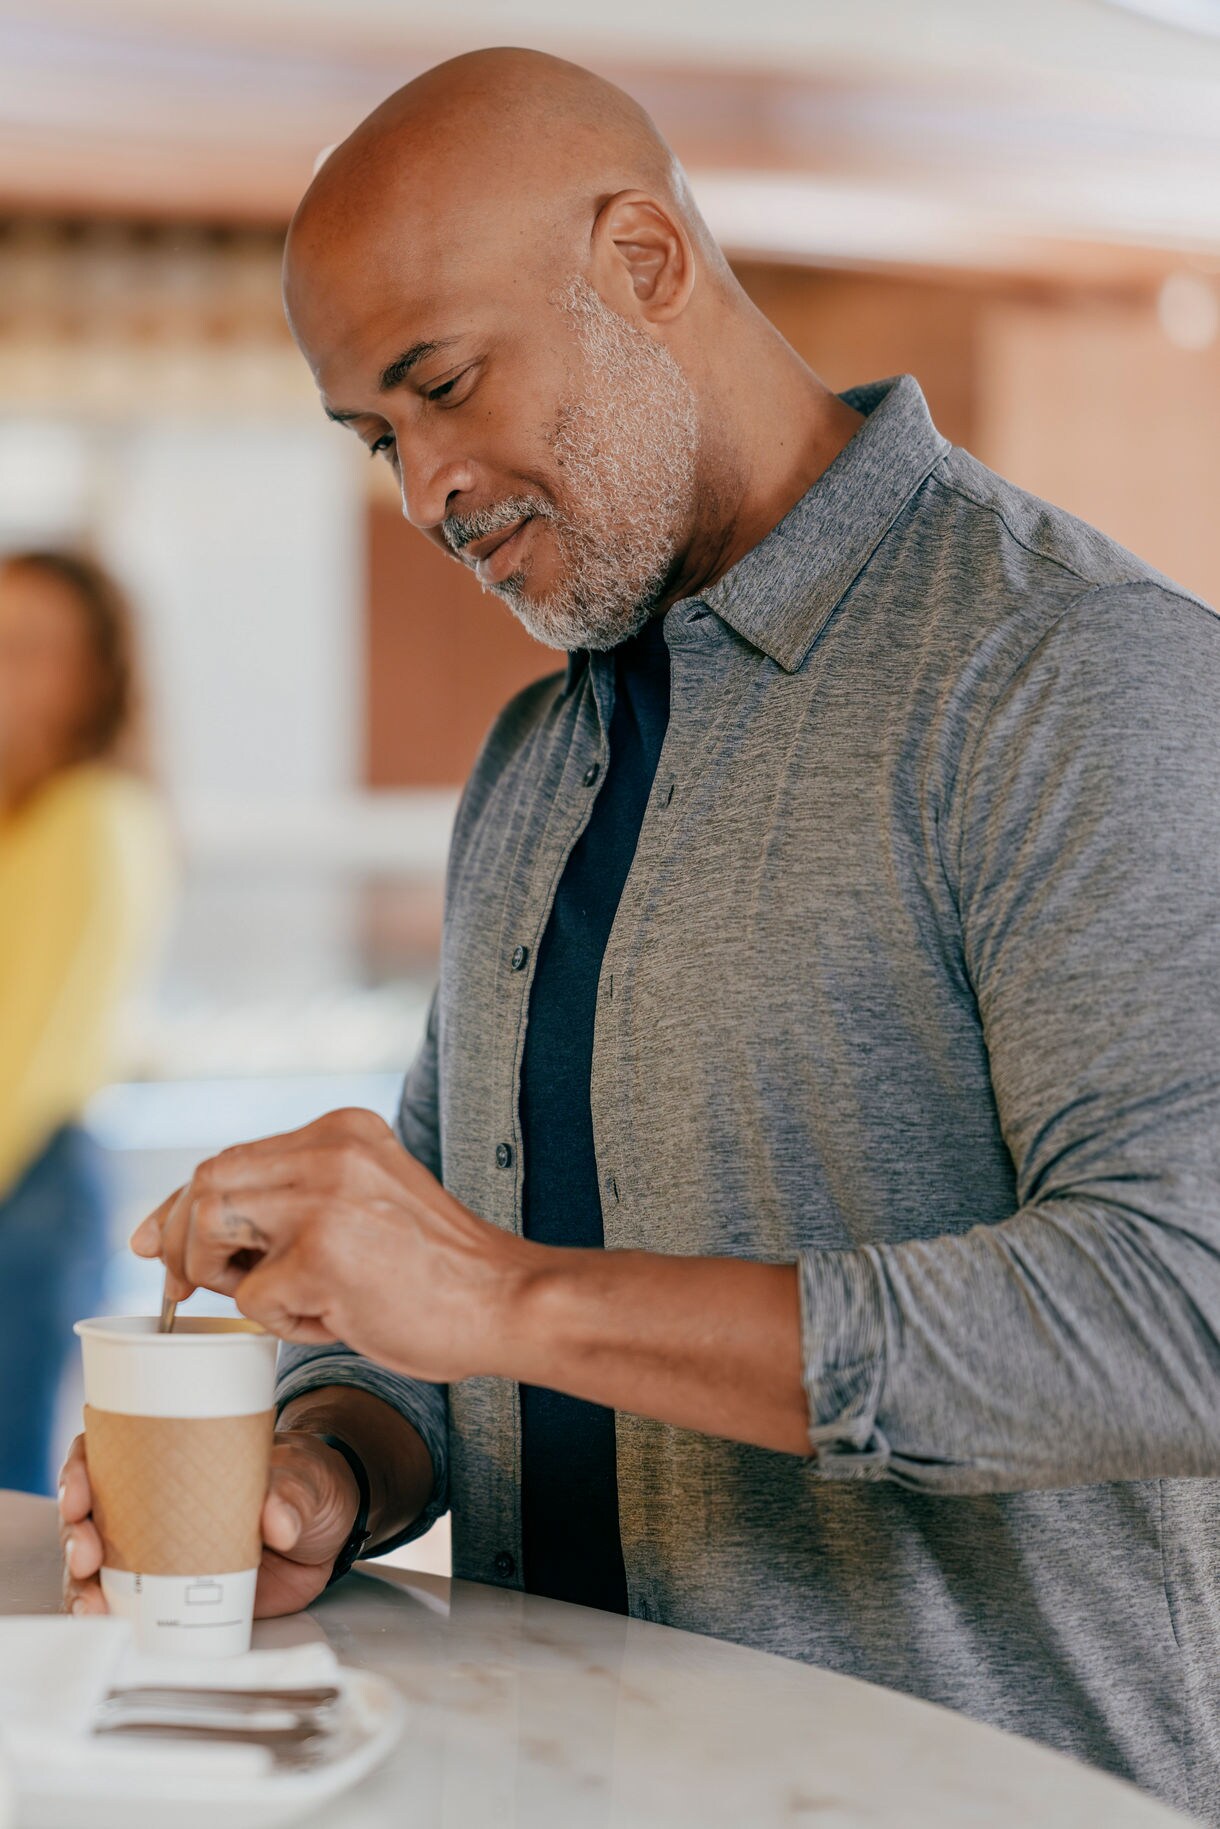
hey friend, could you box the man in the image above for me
[61,47,1220,1818]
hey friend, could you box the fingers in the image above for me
[69,1522,103,1579]
[57,1433,91,1525]
[235,1249,339,1345]
[62,1518,103,1584]
[63,1572,107,1617]
[129,1119,396,1294]
[129,1184,199,1304]
[127,1108,399,1302]
[156,1185,202,1300]
[131,1173,281,1294]
[163,1265,195,1304]
[58,1434,107,1616]
[196,1111,395,1201]
[180,1189,310,1298]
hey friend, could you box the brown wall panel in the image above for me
[365,501,558,788]
[735,264,984,448]
[975,297,1220,609]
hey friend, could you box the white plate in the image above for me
[15,1666,404,1829]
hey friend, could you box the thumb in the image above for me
[263,1433,359,1567]
[130,1184,184,1257]
[262,1488,304,1554]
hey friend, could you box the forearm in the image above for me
[277,1384,436,1549]
[497,1248,810,1457]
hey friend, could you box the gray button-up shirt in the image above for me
[279,375,1220,1819]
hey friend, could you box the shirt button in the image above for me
[493,1550,516,1580]
[495,1142,513,1170]
[583,762,601,787]
[510,944,529,972]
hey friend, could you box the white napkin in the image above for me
[0,1615,344,1794]
[115,1634,340,1694]
[0,1617,131,1738]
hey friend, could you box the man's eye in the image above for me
[425,370,467,404]
[368,433,396,460]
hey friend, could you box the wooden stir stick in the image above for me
[158,1269,178,1335]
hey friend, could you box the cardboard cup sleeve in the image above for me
[84,1404,275,1576]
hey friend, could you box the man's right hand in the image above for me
[58,1428,360,1620]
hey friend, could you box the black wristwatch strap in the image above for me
[316,1432,372,1588]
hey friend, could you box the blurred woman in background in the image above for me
[0,551,172,1494]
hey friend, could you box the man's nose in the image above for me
[397,441,475,534]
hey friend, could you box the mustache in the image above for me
[442,495,554,557]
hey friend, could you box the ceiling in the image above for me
[1,0,1218,279]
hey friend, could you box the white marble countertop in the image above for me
[0,1491,1190,1828]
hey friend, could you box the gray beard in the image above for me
[444,279,699,651]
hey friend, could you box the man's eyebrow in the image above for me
[321,337,463,423]
[378,337,461,393]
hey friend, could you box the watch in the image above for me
[315,1432,373,1588]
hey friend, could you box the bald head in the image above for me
[289,48,724,293]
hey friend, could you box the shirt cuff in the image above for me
[275,1348,450,1552]
[798,1247,891,1479]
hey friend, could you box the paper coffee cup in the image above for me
[74,1316,278,1660]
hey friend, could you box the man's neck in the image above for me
[663,327,865,611]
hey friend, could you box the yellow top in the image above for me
[0,764,174,1199]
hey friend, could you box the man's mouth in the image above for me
[466,515,535,586]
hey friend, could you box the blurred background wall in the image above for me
[1,0,1218,1505]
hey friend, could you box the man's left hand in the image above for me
[129,1108,530,1382]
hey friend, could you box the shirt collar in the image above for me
[699,374,949,673]
[563,374,948,689]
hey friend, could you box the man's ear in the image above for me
[589,191,695,322]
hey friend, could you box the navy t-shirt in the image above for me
[518,614,672,1612]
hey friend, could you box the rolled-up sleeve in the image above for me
[274,988,451,1549]
[798,586,1220,1494]
[798,1248,888,1471]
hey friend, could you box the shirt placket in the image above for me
[479,659,616,1235]
[469,657,617,1589]
[590,607,756,1254]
